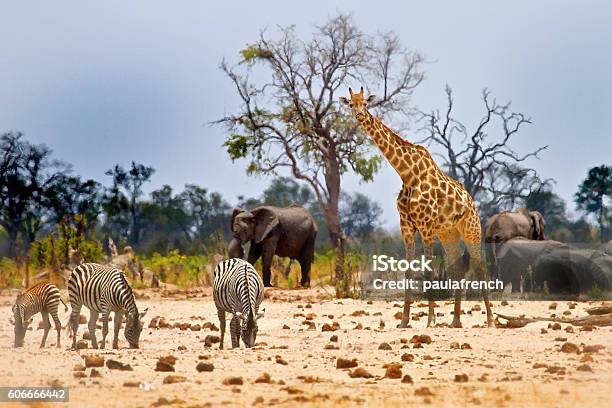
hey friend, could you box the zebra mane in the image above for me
[242,262,255,321]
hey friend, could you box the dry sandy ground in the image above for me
[0,287,610,408]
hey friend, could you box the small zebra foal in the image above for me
[213,258,265,349]
[12,283,67,348]
[68,263,147,350]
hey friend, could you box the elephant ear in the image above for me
[252,207,279,243]
[530,211,546,240]
[231,208,244,230]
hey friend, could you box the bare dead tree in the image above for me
[214,13,424,297]
[418,85,551,217]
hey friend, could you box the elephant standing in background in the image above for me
[484,208,546,278]
[228,205,317,288]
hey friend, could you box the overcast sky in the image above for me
[1,1,610,229]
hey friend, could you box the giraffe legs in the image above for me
[439,229,465,328]
[397,212,416,329]
[420,235,437,328]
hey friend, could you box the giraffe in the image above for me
[340,87,494,328]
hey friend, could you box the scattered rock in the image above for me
[275,356,288,365]
[378,342,392,350]
[549,303,557,310]
[461,343,472,350]
[336,358,358,369]
[204,335,221,347]
[155,356,177,372]
[106,359,132,371]
[450,342,460,350]
[401,375,413,384]
[223,377,244,386]
[348,368,373,378]
[190,324,201,331]
[533,363,548,369]
[541,328,548,334]
[330,335,338,342]
[560,342,580,354]
[583,344,605,353]
[196,362,214,372]
[177,345,187,351]
[546,366,566,375]
[281,386,304,395]
[351,310,369,317]
[577,364,593,372]
[89,368,102,378]
[551,323,562,330]
[282,324,290,330]
[83,355,104,368]
[401,353,415,362]
[73,364,86,372]
[73,371,86,379]
[254,372,272,384]
[454,374,469,383]
[76,340,88,350]
[501,300,509,306]
[324,344,339,350]
[123,381,140,387]
[410,334,432,344]
[394,312,403,320]
[384,363,403,379]
[580,354,594,363]
[163,375,187,384]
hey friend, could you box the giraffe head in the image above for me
[339,86,375,122]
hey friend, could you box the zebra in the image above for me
[67,263,148,350]
[12,282,67,348]
[213,258,265,349]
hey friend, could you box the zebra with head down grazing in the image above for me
[213,258,265,349]
[68,263,147,350]
[12,282,67,348]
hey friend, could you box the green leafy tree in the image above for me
[575,165,611,242]
[216,13,424,297]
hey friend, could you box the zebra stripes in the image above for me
[12,282,67,348]
[67,263,147,350]
[213,258,264,349]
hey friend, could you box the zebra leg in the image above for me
[69,303,82,350]
[51,311,62,348]
[100,308,110,349]
[230,315,241,349]
[112,311,123,349]
[217,309,226,350]
[88,310,99,349]
[40,310,51,348]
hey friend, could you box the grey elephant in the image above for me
[228,205,317,288]
[496,237,612,294]
[484,208,546,278]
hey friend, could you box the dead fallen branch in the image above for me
[495,313,612,328]
[585,305,612,315]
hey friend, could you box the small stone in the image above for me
[576,364,593,372]
[549,302,557,310]
[83,355,104,368]
[330,335,338,342]
[384,363,403,379]
[196,362,214,372]
[401,353,415,362]
[223,377,244,386]
[583,344,605,353]
[324,344,339,350]
[73,364,86,372]
[163,375,187,384]
[282,324,290,329]
[275,356,288,365]
[155,356,177,372]
[410,334,432,344]
[106,360,133,371]
[394,311,403,320]
[336,358,358,369]
[500,300,509,306]
[204,335,221,347]
[177,345,187,351]
[401,375,413,384]
[541,328,548,334]
[461,343,472,350]
[73,371,87,379]
[551,323,562,330]
[454,374,469,383]
[564,326,574,333]
[89,368,102,378]
[560,342,580,354]
[450,342,460,350]
[123,381,140,387]
[348,368,373,378]
[533,363,548,369]
[76,340,88,349]
[580,354,594,363]
[190,324,201,331]
[378,342,392,350]
[254,372,272,383]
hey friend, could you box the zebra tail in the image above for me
[60,297,68,312]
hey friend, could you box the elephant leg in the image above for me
[260,246,274,287]
[398,212,416,329]
[466,241,494,328]
[298,258,311,288]
[247,244,262,267]
[439,229,464,328]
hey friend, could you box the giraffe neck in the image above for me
[357,110,429,184]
